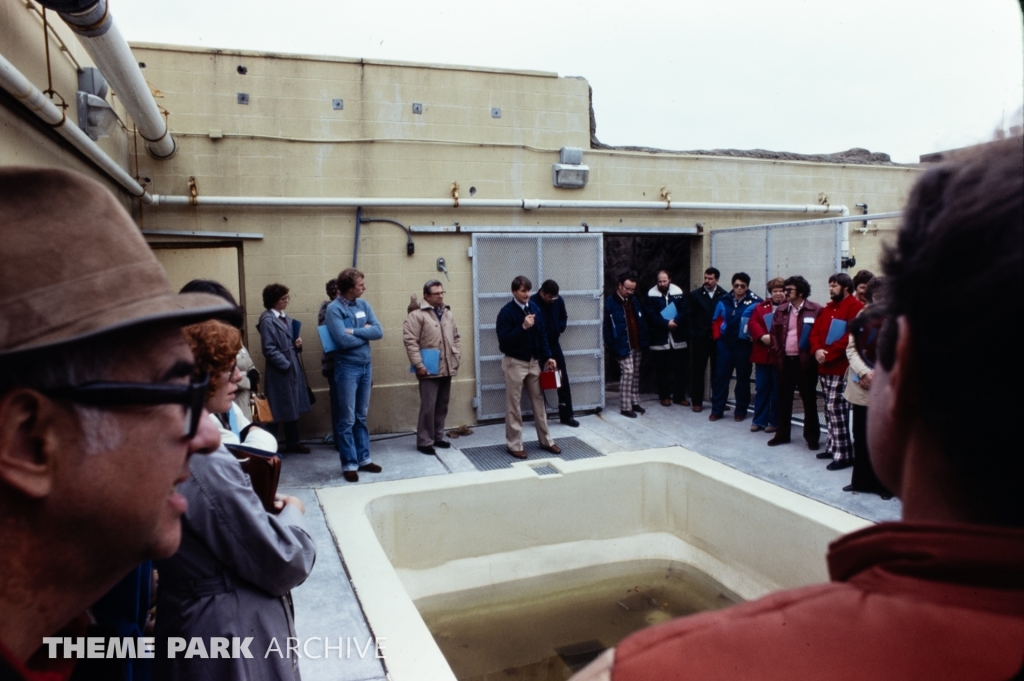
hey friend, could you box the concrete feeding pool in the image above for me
[318,447,870,680]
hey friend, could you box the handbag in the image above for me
[225,444,282,514]
[540,369,562,391]
[252,393,274,423]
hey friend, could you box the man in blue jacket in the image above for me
[604,271,650,418]
[496,276,561,459]
[326,267,385,482]
[531,279,578,427]
[709,272,761,422]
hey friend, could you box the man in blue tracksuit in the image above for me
[325,267,384,482]
[709,272,761,421]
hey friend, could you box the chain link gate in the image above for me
[711,220,841,297]
[471,233,605,420]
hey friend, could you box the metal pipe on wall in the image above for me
[37,0,176,159]
[0,50,152,203]
[151,194,849,215]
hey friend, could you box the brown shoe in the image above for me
[540,443,562,454]
[358,463,383,473]
[709,414,722,421]
[674,399,691,406]
[765,425,778,433]
[283,444,311,454]
[750,424,764,432]
[508,450,528,459]
[692,405,703,413]
[660,399,672,406]
[734,414,745,422]
[343,471,359,483]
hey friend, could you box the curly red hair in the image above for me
[182,320,242,399]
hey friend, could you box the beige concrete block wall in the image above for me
[1,1,133,206]
[127,45,923,438]
[67,43,917,439]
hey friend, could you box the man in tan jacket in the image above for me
[404,280,462,455]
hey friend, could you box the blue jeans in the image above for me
[711,340,753,417]
[752,363,779,427]
[334,361,372,471]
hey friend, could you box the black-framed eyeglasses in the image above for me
[41,372,210,439]
[851,310,886,369]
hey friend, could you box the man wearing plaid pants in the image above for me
[810,273,864,470]
[604,271,649,418]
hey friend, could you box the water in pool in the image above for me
[419,561,741,680]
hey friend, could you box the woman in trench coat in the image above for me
[256,283,312,453]
[154,319,316,681]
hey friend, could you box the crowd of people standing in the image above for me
[600,265,892,498]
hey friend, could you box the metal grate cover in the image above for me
[711,220,841,298]
[472,233,605,420]
[531,464,560,476]
[460,436,604,472]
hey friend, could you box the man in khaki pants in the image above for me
[495,276,561,459]
[404,279,461,456]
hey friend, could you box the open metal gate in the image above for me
[710,219,842,297]
[472,233,604,420]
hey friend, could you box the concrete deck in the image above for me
[280,394,900,681]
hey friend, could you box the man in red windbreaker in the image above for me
[809,273,863,470]
[747,278,786,433]
[569,138,1024,681]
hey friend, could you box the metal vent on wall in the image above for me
[472,233,605,421]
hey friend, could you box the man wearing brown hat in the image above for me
[0,167,233,679]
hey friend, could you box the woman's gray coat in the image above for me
[154,447,317,681]
[256,309,311,423]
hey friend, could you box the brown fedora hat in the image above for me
[0,166,235,356]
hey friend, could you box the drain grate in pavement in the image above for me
[460,436,604,472]
[531,464,560,476]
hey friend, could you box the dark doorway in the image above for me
[603,234,692,394]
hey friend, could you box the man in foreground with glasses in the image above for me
[572,139,1024,681]
[0,167,234,679]
[404,279,462,455]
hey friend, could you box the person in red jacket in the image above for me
[747,278,786,433]
[809,273,864,470]
[569,138,1024,681]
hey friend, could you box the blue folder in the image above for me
[317,324,337,353]
[825,319,848,345]
[410,348,440,374]
[764,312,774,328]
[291,317,301,340]
[660,303,678,321]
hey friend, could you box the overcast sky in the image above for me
[114,0,1023,164]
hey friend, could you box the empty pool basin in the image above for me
[318,447,870,681]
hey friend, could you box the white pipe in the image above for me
[151,194,848,214]
[0,51,152,203]
[839,205,851,267]
[48,0,175,159]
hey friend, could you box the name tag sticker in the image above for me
[355,311,367,319]
[803,317,814,324]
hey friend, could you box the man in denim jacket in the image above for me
[325,268,384,482]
